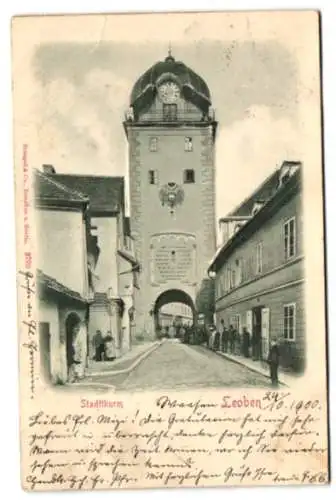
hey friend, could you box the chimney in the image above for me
[42,164,56,174]
[251,200,265,215]
[278,160,301,188]
[281,160,302,169]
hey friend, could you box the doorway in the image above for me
[252,306,263,360]
[65,312,81,369]
[261,308,270,360]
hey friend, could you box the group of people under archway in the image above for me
[157,323,196,343]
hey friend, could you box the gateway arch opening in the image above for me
[153,289,196,340]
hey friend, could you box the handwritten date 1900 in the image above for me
[263,392,321,413]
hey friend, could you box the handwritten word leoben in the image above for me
[22,393,328,491]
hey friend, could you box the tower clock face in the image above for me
[157,81,180,103]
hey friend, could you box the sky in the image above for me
[31,27,302,219]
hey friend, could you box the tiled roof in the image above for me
[209,167,301,272]
[34,169,88,204]
[37,269,89,303]
[227,161,302,217]
[227,170,280,217]
[49,174,125,213]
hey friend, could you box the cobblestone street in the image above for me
[86,340,272,391]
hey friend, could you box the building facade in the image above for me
[158,302,193,328]
[209,162,305,373]
[117,224,140,348]
[35,169,98,384]
[41,166,139,362]
[124,52,217,338]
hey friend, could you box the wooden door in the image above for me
[261,308,270,360]
[252,307,262,359]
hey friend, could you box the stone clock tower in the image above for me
[124,52,217,339]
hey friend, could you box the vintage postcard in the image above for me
[12,10,329,491]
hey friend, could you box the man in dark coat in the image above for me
[92,330,104,361]
[242,327,250,357]
[267,338,280,386]
[213,326,220,350]
[184,325,190,344]
[190,324,197,345]
[220,319,228,353]
[228,325,235,354]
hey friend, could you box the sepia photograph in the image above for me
[33,28,303,392]
[12,10,329,491]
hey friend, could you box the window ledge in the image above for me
[216,254,304,302]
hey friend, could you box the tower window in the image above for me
[149,137,158,152]
[148,170,158,185]
[185,137,193,152]
[163,104,177,121]
[183,169,195,184]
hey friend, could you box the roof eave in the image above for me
[227,169,280,217]
[209,172,301,273]
[35,198,89,210]
[37,271,90,304]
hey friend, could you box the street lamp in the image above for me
[208,270,216,280]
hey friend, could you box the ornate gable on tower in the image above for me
[125,52,215,125]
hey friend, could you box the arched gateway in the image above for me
[124,52,217,339]
[153,289,196,337]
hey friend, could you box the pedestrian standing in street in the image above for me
[185,325,191,344]
[208,325,215,349]
[236,330,242,355]
[195,323,206,345]
[221,321,229,352]
[179,324,186,342]
[168,324,176,338]
[207,325,212,348]
[267,338,280,386]
[219,319,224,351]
[92,329,104,361]
[183,325,188,343]
[242,327,250,357]
[104,333,116,361]
[228,325,235,354]
[205,324,210,345]
[190,325,196,344]
[213,325,220,350]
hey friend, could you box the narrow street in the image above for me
[85,340,271,391]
